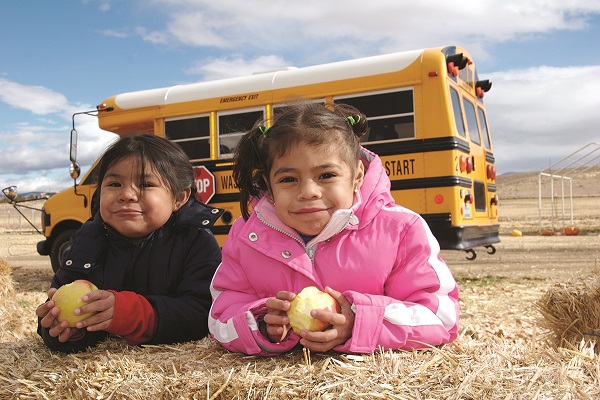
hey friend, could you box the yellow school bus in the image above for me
[38,45,499,270]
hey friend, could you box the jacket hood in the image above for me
[351,148,395,229]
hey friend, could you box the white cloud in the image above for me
[485,65,600,173]
[0,79,70,115]
[137,0,600,63]
[185,55,290,81]
[0,78,117,193]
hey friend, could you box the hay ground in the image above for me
[1,231,600,397]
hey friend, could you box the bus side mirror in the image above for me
[70,128,78,163]
[69,128,81,180]
[2,186,17,202]
[69,162,81,180]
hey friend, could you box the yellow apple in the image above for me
[287,286,340,334]
[52,280,99,327]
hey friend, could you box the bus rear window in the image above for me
[462,98,481,145]
[449,87,466,138]
[334,90,415,142]
[165,115,211,161]
[477,106,492,150]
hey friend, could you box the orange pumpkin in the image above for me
[563,226,580,236]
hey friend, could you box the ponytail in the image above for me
[233,124,270,220]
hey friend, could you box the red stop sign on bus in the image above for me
[193,166,215,204]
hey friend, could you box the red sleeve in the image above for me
[106,290,156,345]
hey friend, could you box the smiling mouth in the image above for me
[293,208,328,215]
[115,209,142,215]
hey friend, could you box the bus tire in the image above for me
[50,229,77,272]
[485,244,496,255]
[465,249,477,261]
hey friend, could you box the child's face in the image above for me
[99,156,187,238]
[268,143,363,236]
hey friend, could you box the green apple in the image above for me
[52,280,98,327]
[287,286,340,334]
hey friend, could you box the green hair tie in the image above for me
[259,126,270,135]
[347,115,361,126]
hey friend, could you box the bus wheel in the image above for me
[485,244,496,255]
[465,249,477,261]
[50,229,77,272]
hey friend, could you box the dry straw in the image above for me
[0,258,23,342]
[2,258,600,399]
[536,268,600,354]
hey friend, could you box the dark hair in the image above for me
[95,134,195,206]
[233,100,368,219]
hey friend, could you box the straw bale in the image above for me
[0,258,23,342]
[1,258,600,399]
[536,270,600,354]
[1,332,599,399]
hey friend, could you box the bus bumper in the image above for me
[426,218,500,250]
[37,240,50,256]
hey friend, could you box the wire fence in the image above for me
[0,202,45,233]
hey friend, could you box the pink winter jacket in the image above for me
[209,149,459,355]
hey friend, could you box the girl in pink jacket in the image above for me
[209,101,459,356]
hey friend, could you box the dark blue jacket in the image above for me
[38,198,223,352]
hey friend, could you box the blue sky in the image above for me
[1,0,600,194]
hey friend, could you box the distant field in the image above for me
[498,196,600,235]
[495,166,600,235]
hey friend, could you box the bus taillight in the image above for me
[459,155,467,172]
[466,157,474,173]
[486,165,496,180]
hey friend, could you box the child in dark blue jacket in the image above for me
[37,134,223,353]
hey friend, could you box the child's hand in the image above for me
[296,286,355,352]
[263,290,295,343]
[73,290,116,332]
[36,287,81,342]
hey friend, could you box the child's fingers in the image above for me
[266,297,291,312]
[275,290,296,301]
[324,286,349,309]
[49,320,70,340]
[35,300,54,318]
[310,309,346,326]
[76,310,112,331]
[39,306,60,328]
[77,290,115,315]
[263,312,289,327]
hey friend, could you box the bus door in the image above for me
[461,95,499,237]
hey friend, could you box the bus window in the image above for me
[477,106,492,150]
[81,163,100,186]
[474,180,486,212]
[334,90,415,142]
[449,87,466,138]
[462,98,481,145]
[273,100,325,118]
[218,109,264,157]
[165,115,211,161]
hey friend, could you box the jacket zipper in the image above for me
[255,209,355,265]
[256,212,317,264]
